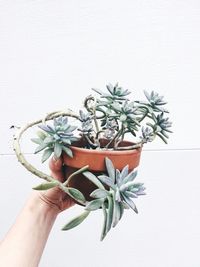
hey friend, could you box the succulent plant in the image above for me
[32,116,79,162]
[62,157,145,241]
[13,82,172,241]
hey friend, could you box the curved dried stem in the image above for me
[13,110,80,190]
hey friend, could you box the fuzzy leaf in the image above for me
[90,189,109,199]
[105,157,115,183]
[38,124,54,134]
[123,169,138,184]
[83,171,105,190]
[62,211,90,231]
[33,182,57,190]
[34,143,49,154]
[98,175,115,189]
[85,199,104,211]
[120,165,129,181]
[67,187,86,203]
[42,148,53,163]
[36,130,47,140]
[106,196,113,234]
[112,198,121,227]
[122,194,138,213]
[120,181,138,192]
[54,142,62,158]
[101,203,108,241]
[31,138,43,145]
[62,146,73,158]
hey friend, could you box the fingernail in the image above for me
[53,156,58,162]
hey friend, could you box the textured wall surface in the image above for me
[0,1,200,266]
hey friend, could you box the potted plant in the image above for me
[13,83,172,240]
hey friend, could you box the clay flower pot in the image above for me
[63,139,142,201]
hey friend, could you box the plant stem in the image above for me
[114,142,142,150]
[63,165,89,186]
[13,110,79,189]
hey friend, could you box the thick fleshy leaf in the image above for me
[36,130,47,140]
[34,143,49,154]
[123,169,138,184]
[31,138,43,145]
[115,169,121,185]
[115,188,121,202]
[83,171,105,190]
[62,211,90,231]
[54,142,62,158]
[90,189,109,199]
[43,136,54,144]
[67,187,86,203]
[119,181,137,192]
[112,198,121,227]
[124,191,138,198]
[100,204,107,241]
[62,146,73,158]
[42,148,53,163]
[122,194,138,214]
[106,195,113,233]
[105,157,115,183]
[85,199,104,211]
[120,165,129,181]
[98,175,115,189]
[39,124,54,134]
[33,182,57,190]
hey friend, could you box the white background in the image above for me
[0,1,200,266]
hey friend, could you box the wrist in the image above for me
[27,191,60,219]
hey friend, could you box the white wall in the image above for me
[0,1,200,266]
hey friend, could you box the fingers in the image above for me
[49,156,63,172]
[49,157,65,182]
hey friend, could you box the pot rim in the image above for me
[69,139,142,156]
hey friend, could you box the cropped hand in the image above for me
[39,157,75,213]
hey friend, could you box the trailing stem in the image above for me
[13,110,79,188]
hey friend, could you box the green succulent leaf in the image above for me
[122,193,138,214]
[83,171,105,190]
[105,157,115,183]
[36,130,47,140]
[54,142,62,159]
[106,195,114,234]
[112,197,122,227]
[122,169,138,184]
[90,189,109,199]
[98,175,115,189]
[34,143,49,154]
[41,148,53,163]
[62,211,90,231]
[62,146,73,158]
[100,203,108,241]
[31,138,43,145]
[67,187,86,203]
[33,181,57,190]
[85,199,104,211]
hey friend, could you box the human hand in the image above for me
[39,157,75,213]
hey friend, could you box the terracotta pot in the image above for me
[63,139,142,202]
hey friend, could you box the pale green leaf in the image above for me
[62,211,90,231]
[41,148,53,163]
[34,143,49,154]
[105,157,115,183]
[54,142,62,158]
[33,182,57,190]
[85,199,104,211]
[62,146,73,158]
[90,189,109,199]
[67,187,86,203]
[83,171,105,190]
